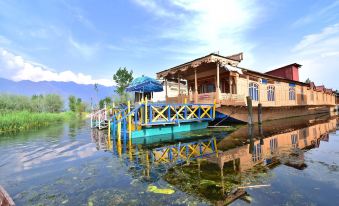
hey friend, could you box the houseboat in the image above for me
[156,53,337,122]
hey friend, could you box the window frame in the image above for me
[249,82,259,101]
[289,87,296,100]
[267,85,275,101]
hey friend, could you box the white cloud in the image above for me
[290,23,339,89]
[0,48,113,86]
[293,1,339,27]
[133,0,177,17]
[62,1,96,30]
[133,0,261,64]
[68,36,99,58]
[0,35,11,45]
[293,23,339,52]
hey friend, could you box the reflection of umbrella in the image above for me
[126,75,163,92]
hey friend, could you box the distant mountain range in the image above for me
[0,78,116,103]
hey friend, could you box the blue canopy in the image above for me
[126,76,163,93]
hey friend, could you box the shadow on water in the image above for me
[0,115,338,205]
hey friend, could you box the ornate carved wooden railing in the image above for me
[220,93,246,106]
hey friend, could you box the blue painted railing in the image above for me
[108,99,216,141]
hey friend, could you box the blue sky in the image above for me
[0,0,338,89]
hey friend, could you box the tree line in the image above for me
[0,94,64,113]
[0,93,88,114]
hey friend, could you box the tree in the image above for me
[68,95,76,112]
[44,94,64,113]
[99,96,112,109]
[94,83,99,108]
[113,67,133,98]
[305,78,311,84]
[75,98,86,114]
[31,94,44,112]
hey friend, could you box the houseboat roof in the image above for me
[316,85,325,92]
[265,63,302,74]
[156,52,243,78]
[238,66,309,86]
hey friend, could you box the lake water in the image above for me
[0,115,338,205]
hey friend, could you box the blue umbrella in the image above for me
[126,75,163,93]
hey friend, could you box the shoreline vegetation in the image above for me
[0,111,76,134]
[0,94,88,134]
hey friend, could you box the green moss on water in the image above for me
[164,160,237,202]
[163,159,273,204]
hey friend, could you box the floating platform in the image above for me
[132,121,208,138]
[91,100,216,139]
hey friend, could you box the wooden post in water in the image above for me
[246,96,253,125]
[214,137,218,157]
[213,99,216,119]
[104,103,107,121]
[145,97,148,124]
[140,98,144,124]
[117,115,121,143]
[108,120,111,139]
[259,124,264,145]
[258,103,262,125]
[248,123,254,154]
[127,101,132,144]
[98,112,101,130]
[90,113,93,128]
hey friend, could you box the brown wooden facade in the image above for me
[157,53,336,108]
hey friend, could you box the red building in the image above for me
[265,63,301,81]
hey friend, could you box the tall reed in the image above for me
[0,111,74,134]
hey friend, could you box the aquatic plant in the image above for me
[0,111,74,134]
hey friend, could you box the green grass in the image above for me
[0,111,76,134]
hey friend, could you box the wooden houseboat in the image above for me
[156,53,337,122]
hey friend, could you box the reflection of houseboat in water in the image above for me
[215,115,337,172]
[156,53,337,122]
[92,115,337,204]
[164,115,337,204]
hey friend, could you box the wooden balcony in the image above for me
[220,93,246,106]
[166,94,189,104]
[198,92,216,104]
[166,92,246,106]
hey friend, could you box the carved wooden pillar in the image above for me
[165,78,168,100]
[194,69,198,103]
[216,62,221,103]
[177,74,181,103]
[228,75,233,94]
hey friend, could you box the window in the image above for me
[249,82,259,101]
[252,143,262,162]
[311,91,314,101]
[289,87,296,100]
[291,134,298,148]
[199,83,215,93]
[270,138,278,153]
[267,86,275,101]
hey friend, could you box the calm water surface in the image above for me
[0,116,338,205]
